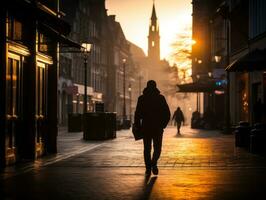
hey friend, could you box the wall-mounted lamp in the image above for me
[214,55,222,63]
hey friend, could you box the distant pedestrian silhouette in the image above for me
[134,80,170,176]
[172,107,184,135]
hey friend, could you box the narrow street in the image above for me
[2,126,266,200]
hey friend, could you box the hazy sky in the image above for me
[106,0,192,60]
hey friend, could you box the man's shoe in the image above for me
[152,166,159,175]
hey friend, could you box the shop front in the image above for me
[0,0,81,167]
[226,49,266,125]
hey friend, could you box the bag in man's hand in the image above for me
[132,123,143,140]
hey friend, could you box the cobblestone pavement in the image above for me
[2,126,266,200]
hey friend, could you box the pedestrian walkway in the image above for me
[2,126,266,200]
[1,127,105,179]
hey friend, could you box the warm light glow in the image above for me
[169,22,193,83]
[242,92,248,113]
[122,58,126,63]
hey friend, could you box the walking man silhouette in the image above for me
[134,80,170,176]
[172,107,185,135]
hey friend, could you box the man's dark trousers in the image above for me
[143,132,163,170]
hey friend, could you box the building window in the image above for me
[249,0,266,38]
[152,41,155,47]
[152,25,155,31]
[60,56,72,79]
[7,17,22,42]
[38,33,49,53]
[36,63,47,116]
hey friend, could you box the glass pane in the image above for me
[12,60,18,115]
[14,19,22,41]
[39,68,43,115]
[7,18,12,38]
[36,67,39,115]
[6,58,12,115]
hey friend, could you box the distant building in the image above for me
[59,0,108,124]
[128,42,149,117]
[179,0,227,129]
[127,2,173,115]
[105,16,137,121]
[141,3,172,94]
[195,0,266,127]
[225,0,266,125]
[191,0,212,80]
[59,0,136,123]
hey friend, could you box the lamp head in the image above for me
[214,55,222,63]
[82,43,92,53]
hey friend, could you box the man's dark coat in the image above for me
[134,86,170,135]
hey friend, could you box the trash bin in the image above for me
[68,113,83,132]
[83,112,117,140]
[235,121,251,148]
[83,112,107,140]
[250,123,266,154]
[95,102,104,112]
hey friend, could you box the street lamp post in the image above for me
[81,43,92,114]
[128,84,132,123]
[196,74,200,112]
[122,59,127,127]
[139,73,142,96]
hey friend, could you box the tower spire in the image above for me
[151,0,157,20]
[148,0,160,62]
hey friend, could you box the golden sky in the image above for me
[106,0,192,60]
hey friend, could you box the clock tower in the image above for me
[148,2,160,62]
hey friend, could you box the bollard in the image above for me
[83,112,117,140]
[235,121,251,148]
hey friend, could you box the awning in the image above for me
[38,23,83,51]
[7,0,71,35]
[176,82,224,93]
[6,0,83,51]
[226,49,266,72]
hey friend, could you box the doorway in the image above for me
[5,53,23,164]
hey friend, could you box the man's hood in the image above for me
[143,86,160,96]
